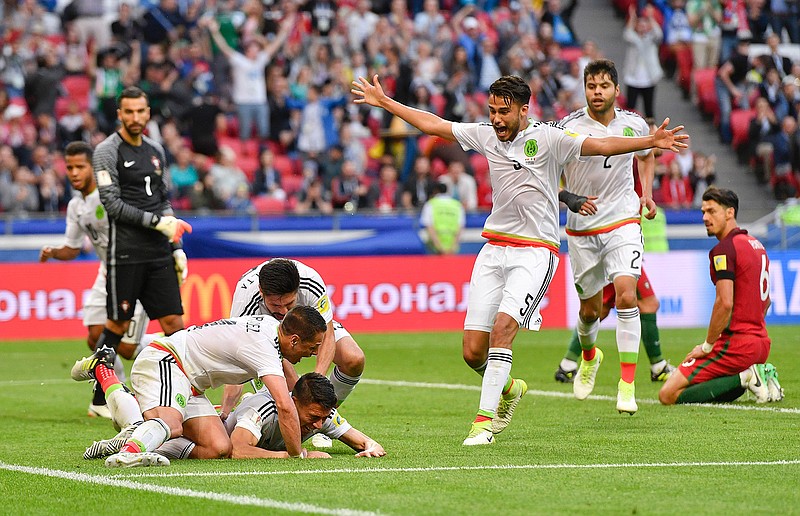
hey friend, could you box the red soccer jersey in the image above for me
[708,228,770,337]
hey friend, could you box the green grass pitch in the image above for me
[0,327,798,515]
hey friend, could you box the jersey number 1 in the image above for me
[144,176,153,196]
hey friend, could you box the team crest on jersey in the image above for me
[713,255,727,271]
[623,127,635,137]
[95,205,105,220]
[524,139,538,158]
[120,300,130,313]
[151,156,162,175]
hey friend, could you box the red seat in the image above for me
[559,46,583,64]
[61,75,91,99]
[469,153,489,181]
[430,94,446,117]
[252,195,286,214]
[730,109,756,151]
[236,155,259,182]
[693,68,719,119]
[273,154,296,177]
[281,175,305,197]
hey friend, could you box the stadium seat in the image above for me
[273,154,296,177]
[281,174,305,197]
[430,94,446,117]
[236,155,259,182]
[252,195,286,214]
[730,109,756,151]
[61,75,91,100]
[693,68,719,119]
[469,153,489,181]
[559,46,583,64]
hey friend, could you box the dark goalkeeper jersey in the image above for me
[708,227,770,338]
[93,132,173,265]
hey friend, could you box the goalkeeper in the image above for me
[90,86,192,354]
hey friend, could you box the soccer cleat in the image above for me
[616,379,638,415]
[105,452,170,468]
[650,361,676,382]
[573,348,604,400]
[311,433,333,448]
[492,378,528,434]
[87,403,113,419]
[554,366,577,383]
[462,420,494,446]
[84,422,141,460]
[763,363,784,402]
[71,347,116,382]
[745,364,769,403]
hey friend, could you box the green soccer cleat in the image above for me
[574,348,603,400]
[763,363,784,402]
[650,361,676,382]
[616,379,638,415]
[462,420,494,446]
[105,452,170,468]
[745,364,769,403]
[492,378,528,434]
[71,346,116,382]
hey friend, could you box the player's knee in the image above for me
[578,308,600,324]
[462,343,485,367]
[117,342,136,360]
[211,438,233,459]
[658,387,676,405]
[616,290,638,309]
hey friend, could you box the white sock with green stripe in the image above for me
[478,348,513,417]
[616,307,640,383]
[120,418,171,454]
[105,384,143,429]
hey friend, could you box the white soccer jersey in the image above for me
[230,259,334,324]
[560,107,650,235]
[452,120,587,251]
[152,315,284,393]
[226,391,351,452]
[64,189,109,261]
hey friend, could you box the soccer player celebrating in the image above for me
[558,59,665,414]
[154,373,385,460]
[352,74,688,445]
[658,188,783,405]
[225,258,365,449]
[40,142,158,419]
[90,86,192,356]
[74,306,327,467]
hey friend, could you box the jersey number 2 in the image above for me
[603,157,612,169]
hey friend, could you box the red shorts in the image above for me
[602,268,656,307]
[678,334,771,385]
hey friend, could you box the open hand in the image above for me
[352,75,387,108]
[652,117,689,153]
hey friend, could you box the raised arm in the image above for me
[352,75,456,141]
[581,117,688,157]
[204,18,235,58]
[263,11,297,58]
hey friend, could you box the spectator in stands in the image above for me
[402,155,436,209]
[184,94,224,157]
[748,96,781,183]
[414,0,446,41]
[716,36,753,143]
[661,159,694,208]
[348,0,380,52]
[331,159,369,210]
[663,0,694,96]
[769,115,800,193]
[68,0,111,49]
[689,152,718,206]
[203,13,295,146]
[208,145,250,208]
[367,161,403,211]
[420,182,466,254]
[686,0,722,70]
[253,147,286,201]
[90,41,140,136]
[497,1,538,56]
[718,0,749,64]
[2,163,39,213]
[622,4,663,120]
[764,32,793,79]
[745,0,770,44]
[62,26,89,75]
[268,75,297,150]
[760,67,790,121]
[24,43,64,117]
[38,166,65,212]
[110,2,144,48]
[535,60,564,120]
[783,74,800,119]
[767,0,800,44]
[296,177,334,214]
[439,160,478,211]
[168,146,199,199]
[541,0,579,47]
[141,0,189,46]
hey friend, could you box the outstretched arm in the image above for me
[338,428,386,457]
[352,75,456,141]
[581,117,688,157]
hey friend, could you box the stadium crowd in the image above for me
[1,0,798,216]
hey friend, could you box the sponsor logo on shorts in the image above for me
[95,205,105,219]
[176,393,186,408]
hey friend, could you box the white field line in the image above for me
[0,461,379,516]
[115,459,800,479]
[2,377,798,414]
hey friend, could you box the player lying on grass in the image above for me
[157,373,385,459]
[72,306,326,468]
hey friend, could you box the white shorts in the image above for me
[130,345,216,421]
[333,320,351,341]
[568,223,643,299]
[83,267,149,344]
[464,244,559,332]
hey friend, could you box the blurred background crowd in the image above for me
[0,0,798,217]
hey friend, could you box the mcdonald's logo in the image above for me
[181,273,232,323]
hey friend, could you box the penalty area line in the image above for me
[116,459,800,479]
[0,461,378,516]
[359,378,800,414]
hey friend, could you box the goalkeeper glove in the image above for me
[155,215,192,243]
[558,190,589,214]
[173,249,188,286]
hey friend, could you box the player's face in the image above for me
[283,331,323,364]
[295,401,332,435]
[261,291,298,320]
[117,96,150,138]
[488,95,528,142]
[701,200,732,238]
[584,73,619,116]
[65,153,94,194]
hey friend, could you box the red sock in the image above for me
[95,365,121,392]
[474,414,492,423]
[620,363,636,383]
[120,441,142,454]
[582,347,596,362]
